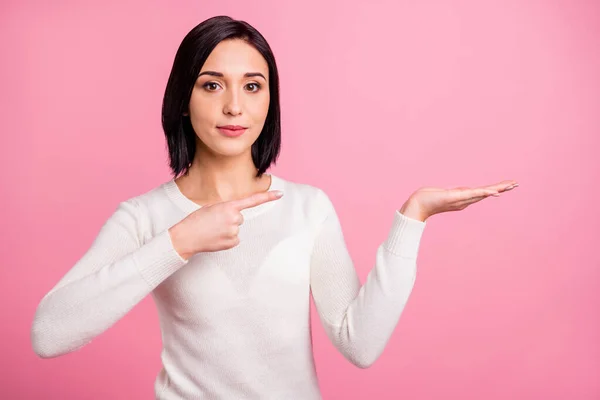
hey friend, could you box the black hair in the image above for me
[161,15,281,178]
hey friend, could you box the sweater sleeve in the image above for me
[30,199,189,359]
[309,191,426,368]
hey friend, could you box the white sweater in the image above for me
[31,174,427,399]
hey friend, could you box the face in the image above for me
[187,39,270,159]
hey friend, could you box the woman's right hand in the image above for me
[168,190,284,260]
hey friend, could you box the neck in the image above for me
[176,149,269,205]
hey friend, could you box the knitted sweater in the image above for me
[31,174,427,399]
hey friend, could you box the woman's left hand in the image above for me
[399,180,519,222]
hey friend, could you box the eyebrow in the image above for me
[198,71,266,80]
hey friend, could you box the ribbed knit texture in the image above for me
[31,174,427,399]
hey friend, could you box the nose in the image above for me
[223,89,242,116]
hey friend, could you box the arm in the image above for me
[30,199,188,358]
[309,192,426,368]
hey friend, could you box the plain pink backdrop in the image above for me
[2,0,599,399]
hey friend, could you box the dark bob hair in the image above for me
[161,15,281,178]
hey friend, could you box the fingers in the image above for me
[456,195,487,208]
[445,179,519,212]
[458,180,521,199]
[454,187,499,201]
[482,180,519,192]
[462,182,519,199]
[230,190,284,211]
[233,212,244,226]
[456,181,519,208]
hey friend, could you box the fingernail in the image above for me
[492,193,500,197]
[274,190,284,197]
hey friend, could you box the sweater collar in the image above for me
[163,173,284,219]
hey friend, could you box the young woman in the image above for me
[31,15,518,399]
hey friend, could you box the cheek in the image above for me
[189,94,217,125]
[250,93,270,119]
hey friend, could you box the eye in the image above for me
[246,83,261,92]
[203,82,222,91]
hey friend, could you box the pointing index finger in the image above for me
[231,190,284,211]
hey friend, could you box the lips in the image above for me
[217,125,247,137]
[218,125,246,130]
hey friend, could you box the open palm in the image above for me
[401,180,519,221]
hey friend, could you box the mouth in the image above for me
[217,125,247,137]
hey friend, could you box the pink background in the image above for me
[2,0,599,399]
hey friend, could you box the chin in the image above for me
[208,140,255,158]
[196,130,260,157]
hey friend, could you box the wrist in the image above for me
[399,199,428,222]
[168,224,195,260]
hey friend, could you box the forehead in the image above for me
[200,39,268,77]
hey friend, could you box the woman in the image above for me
[31,15,518,399]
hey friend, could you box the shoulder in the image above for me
[105,179,175,236]
[274,174,336,221]
[114,180,168,214]
[276,174,331,198]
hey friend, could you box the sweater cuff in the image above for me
[133,230,189,289]
[382,210,426,258]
